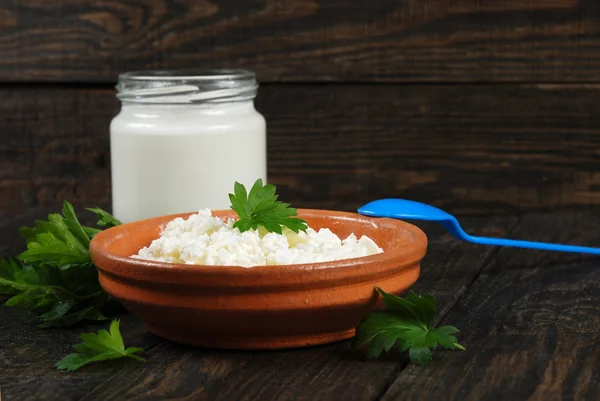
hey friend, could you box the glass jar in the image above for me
[110,69,266,223]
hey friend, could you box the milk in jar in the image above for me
[109,69,266,223]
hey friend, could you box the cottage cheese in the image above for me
[133,209,384,267]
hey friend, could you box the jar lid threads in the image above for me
[116,69,258,104]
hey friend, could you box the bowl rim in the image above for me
[90,209,428,289]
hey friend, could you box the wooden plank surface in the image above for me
[0,216,518,401]
[1,0,600,83]
[3,213,600,400]
[0,308,160,401]
[2,83,600,235]
[381,213,600,400]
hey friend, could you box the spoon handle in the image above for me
[466,235,600,255]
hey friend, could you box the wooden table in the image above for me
[2,213,600,401]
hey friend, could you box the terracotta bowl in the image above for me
[90,209,427,350]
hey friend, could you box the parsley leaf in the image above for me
[352,287,465,366]
[56,320,145,372]
[229,179,308,234]
[0,257,110,327]
[86,207,122,228]
[18,202,92,267]
[63,202,91,248]
[1,202,122,327]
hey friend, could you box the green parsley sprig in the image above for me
[56,320,145,372]
[352,288,465,366]
[229,179,308,234]
[0,201,122,327]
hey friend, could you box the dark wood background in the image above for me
[2,0,600,252]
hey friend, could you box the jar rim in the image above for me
[118,69,255,82]
[116,69,258,104]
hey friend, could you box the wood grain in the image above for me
[262,83,600,216]
[0,308,160,401]
[76,217,516,401]
[2,83,600,236]
[1,0,600,82]
[381,213,600,401]
[0,87,114,254]
[0,87,115,214]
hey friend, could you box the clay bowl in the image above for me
[90,209,427,350]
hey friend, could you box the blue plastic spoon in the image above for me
[358,198,600,255]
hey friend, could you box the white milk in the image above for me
[109,70,266,223]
